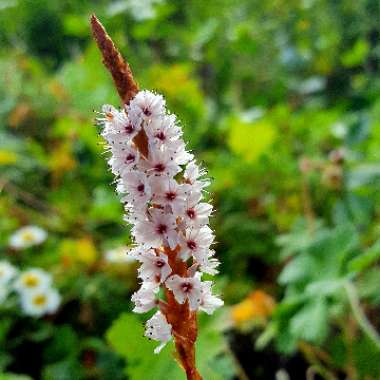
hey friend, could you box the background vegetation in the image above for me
[1,0,380,379]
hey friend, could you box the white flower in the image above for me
[131,285,158,313]
[98,104,119,133]
[101,105,141,142]
[145,114,182,146]
[179,225,214,260]
[199,281,223,315]
[14,268,52,294]
[108,143,139,176]
[128,90,165,123]
[137,250,172,283]
[183,161,210,188]
[165,274,202,311]
[195,249,220,275]
[182,192,213,227]
[9,226,47,249]
[134,209,178,249]
[145,311,172,354]
[104,246,135,264]
[126,244,150,260]
[168,139,194,166]
[20,287,60,317]
[151,177,189,214]
[138,146,181,178]
[121,171,151,205]
[0,261,17,285]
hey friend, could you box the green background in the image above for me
[1,0,380,379]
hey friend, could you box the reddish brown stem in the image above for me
[90,14,139,105]
[164,247,202,380]
[90,15,202,379]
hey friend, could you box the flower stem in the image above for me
[164,246,202,379]
[344,280,380,351]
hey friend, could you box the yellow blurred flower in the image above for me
[60,237,98,267]
[76,238,98,265]
[231,290,276,325]
[49,141,77,182]
[0,150,18,165]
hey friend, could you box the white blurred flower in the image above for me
[14,268,52,294]
[104,246,135,264]
[145,311,172,354]
[331,122,348,139]
[0,260,17,285]
[9,226,47,249]
[20,287,60,317]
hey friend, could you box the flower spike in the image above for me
[91,15,222,380]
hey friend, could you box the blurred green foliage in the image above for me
[1,0,380,379]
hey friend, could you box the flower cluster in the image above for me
[99,90,223,353]
[0,261,60,317]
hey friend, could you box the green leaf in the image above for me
[349,239,380,272]
[341,39,369,67]
[278,254,316,285]
[274,327,298,354]
[289,297,329,344]
[43,325,79,363]
[307,223,359,279]
[276,219,325,258]
[106,313,184,380]
[42,358,82,380]
[347,164,380,189]
[305,279,344,297]
[357,268,380,304]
